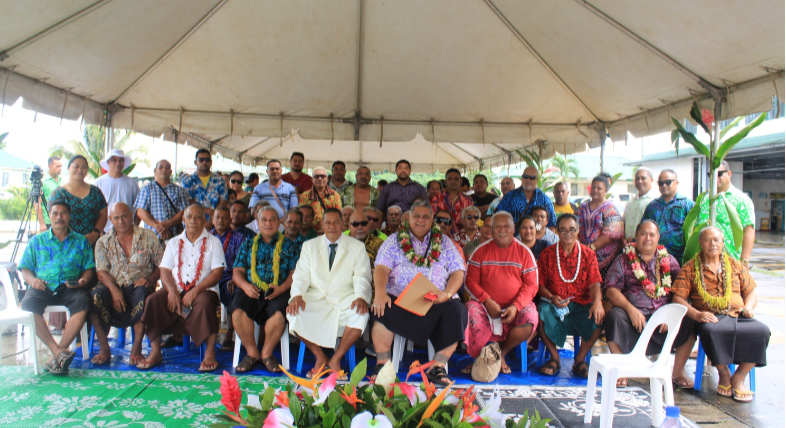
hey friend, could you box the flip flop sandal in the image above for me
[306,366,323,378]
[572,361,590,378]
[716,384,733,397]
[461,364,473,374]
[425,366,453,387]
[235,355,260,373]
[262,357,282,374]
[369,364,385,382]
[672,378,694,389]
[539,359,560,376]
[129,355,146,366]
[136,357,162,371]
[332,370,348,381]
[500,363,512,375]
[199,361,219,372]
[733,388,754,402]
[90,354,111,365]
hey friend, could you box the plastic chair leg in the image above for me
[182,335,191,351]
[117,327,127,347]
[750,367,756,391]
[280,327,290,371]
[694,341,706,391]
[88,326,95,357]
[348,344,356,372]
[536,341,546,367]
[583,362,599,424]
[297,341,306,373]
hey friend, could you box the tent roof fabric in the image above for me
[0,0,783,172]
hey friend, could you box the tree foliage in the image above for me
[49,125,149,178]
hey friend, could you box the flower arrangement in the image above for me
[212,358,549,428]
[623,244,671,299]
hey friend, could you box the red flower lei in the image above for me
[178,237,208,292]
[220,230,232,253]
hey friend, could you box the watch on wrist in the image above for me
[741,259,750,267]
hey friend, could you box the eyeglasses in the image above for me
[708,170,729,178]
[522,174,537,180]
[196,157,212,163]
[313,174,327,179]
[434,217,452,225]
[366,216,379,222]
[230,179,242,184]
[558,228,578,234]
[657,180,675,187]
[465,215,480,220]
[350,221,369,227]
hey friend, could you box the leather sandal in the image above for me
[235,355,260,373]
[262,356,282,373]
[572,361,590,378]
[426,365,452,387]
[539,359,560,376]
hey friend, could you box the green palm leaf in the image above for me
[671,118,710,158]
[712,112,766,169]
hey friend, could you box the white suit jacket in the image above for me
[288,235,372,347]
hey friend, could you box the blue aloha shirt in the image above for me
[494,187,557,227]
[180,172,228,220]
[234,232,302,286]
[18,229,95,291]
[641,193,695,263]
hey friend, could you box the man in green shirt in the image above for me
[37,156,63,230]
[19,200,95,375]
[697,161,756,265]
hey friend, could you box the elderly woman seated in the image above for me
[371,201,467,386]
[672,226,769,403]
[453,206,482,247]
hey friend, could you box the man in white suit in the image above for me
[287,208,372,377]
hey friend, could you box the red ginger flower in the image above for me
[220,371,242,416]
[701,109,714,129]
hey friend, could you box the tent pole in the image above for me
[597,125,607,172]
[709,96,723,225]
[174,130,179,183]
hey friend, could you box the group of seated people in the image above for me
[15,156,768,404]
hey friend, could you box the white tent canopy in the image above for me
[0,0,783,172]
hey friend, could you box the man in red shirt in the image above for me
[536,213,604,378]
[281,152,313,195]
[463,212,539,375]
[430,168,473,236]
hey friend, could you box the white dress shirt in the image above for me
[161,229,227,293]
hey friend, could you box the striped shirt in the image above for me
[376,179,429,214]
[466,239,538,311]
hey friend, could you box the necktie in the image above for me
[328,243,337,270]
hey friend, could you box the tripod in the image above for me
[10,168,46,263]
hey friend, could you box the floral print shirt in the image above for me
[95,226,164,287]
[18,229,95,291]
[49,185,108,236]
[180,172,228,220]
[641,194,695,263]
[604,251,681,315]
[299,188,342,233]
[234,232,302,286]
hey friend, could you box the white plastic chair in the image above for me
[583,303,687,428]
[0,263,39,374]
[391,335,443,373]
[232,321,290,370]
[42,305,90,360]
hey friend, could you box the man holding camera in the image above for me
[19,200,95,375]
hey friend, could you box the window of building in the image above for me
[2,172,9,187]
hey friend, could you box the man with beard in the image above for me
[340,166,379,213]
[281,152,312,195]
[299,166,343,234]
[328,161,353,193]
[376,159,428,222]
[495,166,557,228]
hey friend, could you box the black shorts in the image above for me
[21,286,91,316]
[228,287,290,326]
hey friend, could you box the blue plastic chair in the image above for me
[693,340,756,392]
[183,335,209,361]
[536,335,591,368]
[514,343,533,372]
[296,341,356,374]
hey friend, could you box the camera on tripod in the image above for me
[29,166,43,199]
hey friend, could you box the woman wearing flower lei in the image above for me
[370,201,468,387]
[230,207,298,374]
[604,220,694,388]
[138,205,227,372]
[671,226,769,402]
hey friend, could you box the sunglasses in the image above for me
[434,217,453,225]
[465,215,480,220]
[366,216,379,222]
[196,157,212,163]
[350,221,369,227]
[522,174,537,180]
[558,228,578,234]
[230,179,242,184]
[313,174,327,179]
[657,180,675,187]
[708,170,729,178]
